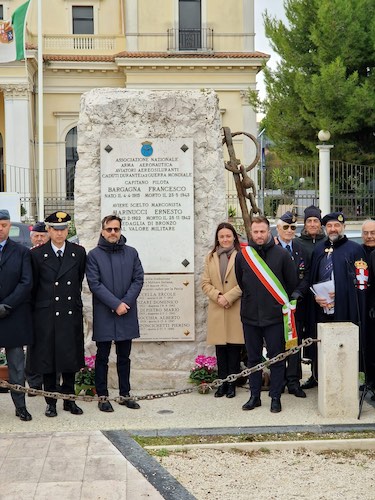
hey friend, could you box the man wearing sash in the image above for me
[235,216,297,413]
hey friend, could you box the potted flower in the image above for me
[75,355,96,396]
[0,349,9,392]
[189,355,218,394]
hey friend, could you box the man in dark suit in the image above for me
[29,211,86,417]
[0,209,33,421]
[276,211,310,398]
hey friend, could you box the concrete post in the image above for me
[318,322,359,418]
[316,144,333,216]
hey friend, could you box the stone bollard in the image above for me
[317,322,359,418]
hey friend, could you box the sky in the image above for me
[254,0,286,99]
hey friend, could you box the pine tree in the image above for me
[260,0,375,163]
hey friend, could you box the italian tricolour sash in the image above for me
[242,246,297,349]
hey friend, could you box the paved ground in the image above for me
[0,384,375,499]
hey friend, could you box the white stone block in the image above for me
[317,322,359,418]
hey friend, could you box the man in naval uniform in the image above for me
[29,211,86,417]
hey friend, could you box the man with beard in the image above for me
[86,215,144,412]
[309,212,368,380]
[235,216,297,413]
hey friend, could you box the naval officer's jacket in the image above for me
[29,240,86,374]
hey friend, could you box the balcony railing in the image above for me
[167,28,214,51]
[43,34,120,52]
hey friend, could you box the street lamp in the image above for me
[316,130,334,215]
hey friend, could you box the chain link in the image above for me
[0,338,318,402]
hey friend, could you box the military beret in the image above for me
[304,205,322,222]
[280,211,297,225]
[0,209,10,220]
[321,212,345,226]
[45,211,71,229]
[31,221,47,232]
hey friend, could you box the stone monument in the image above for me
[75,88,226,390]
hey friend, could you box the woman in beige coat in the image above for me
[201,222,244,398]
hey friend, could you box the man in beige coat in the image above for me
[201,223,243,398]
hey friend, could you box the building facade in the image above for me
[0,0,268,220]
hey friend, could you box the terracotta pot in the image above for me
[0,366,9,381]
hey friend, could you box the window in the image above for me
[66,127,78,200]
[72,6,94,34]
[179,0,201,50]
[0,5,3,20]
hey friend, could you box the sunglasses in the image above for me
[104,227,121,233]
[282,224,297,231]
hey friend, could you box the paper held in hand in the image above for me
[311,280,335,315]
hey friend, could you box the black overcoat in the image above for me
[235,237,297,327]
[86,235,144,342]
[29,240,86,373]
[0,238,33,348]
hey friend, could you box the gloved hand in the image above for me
[0,304,11,319]
[369,308,375,320]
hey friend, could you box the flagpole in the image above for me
[37,0,44,221]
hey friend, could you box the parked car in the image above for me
[9,222,32,248]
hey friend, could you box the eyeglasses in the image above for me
[104,227,121,233]
[282,224,297,231]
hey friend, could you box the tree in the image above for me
[257,0,375,163]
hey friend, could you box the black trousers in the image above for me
[44,372,75,406]
[285,320,303,389]
[243,322,285,398]
[95,340,132,397]
[215,344,242,380]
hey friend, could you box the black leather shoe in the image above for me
[301,376,318,389]
[63,400,83,415]
[270,397,282,413]
[119,397,140,409]
[242,396,261,410]
[214,383,228,398]
[15,407,32,421]
[226,383,236,398]
[45,404,57,417]
[288,387,307,398]
[98,401,114,412]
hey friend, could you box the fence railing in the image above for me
[227,160,375,221]
[2,161,375,223]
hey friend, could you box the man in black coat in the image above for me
[309,212,368,380]
[0,209,33,421]
[276,211,310,398]
[86,215,144,413]
[361,220,375,388]
[29,211,86,417]
[235,216,297,413]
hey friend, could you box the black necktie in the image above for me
[286,244,292,254]
[57,250,63,265]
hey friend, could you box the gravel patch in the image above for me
[155,448,375,499]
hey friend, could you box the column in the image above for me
[1,84,33,217]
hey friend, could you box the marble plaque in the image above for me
[136,274,195,341]
[101,138,194,273]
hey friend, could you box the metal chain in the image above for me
[0,338,318,402]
